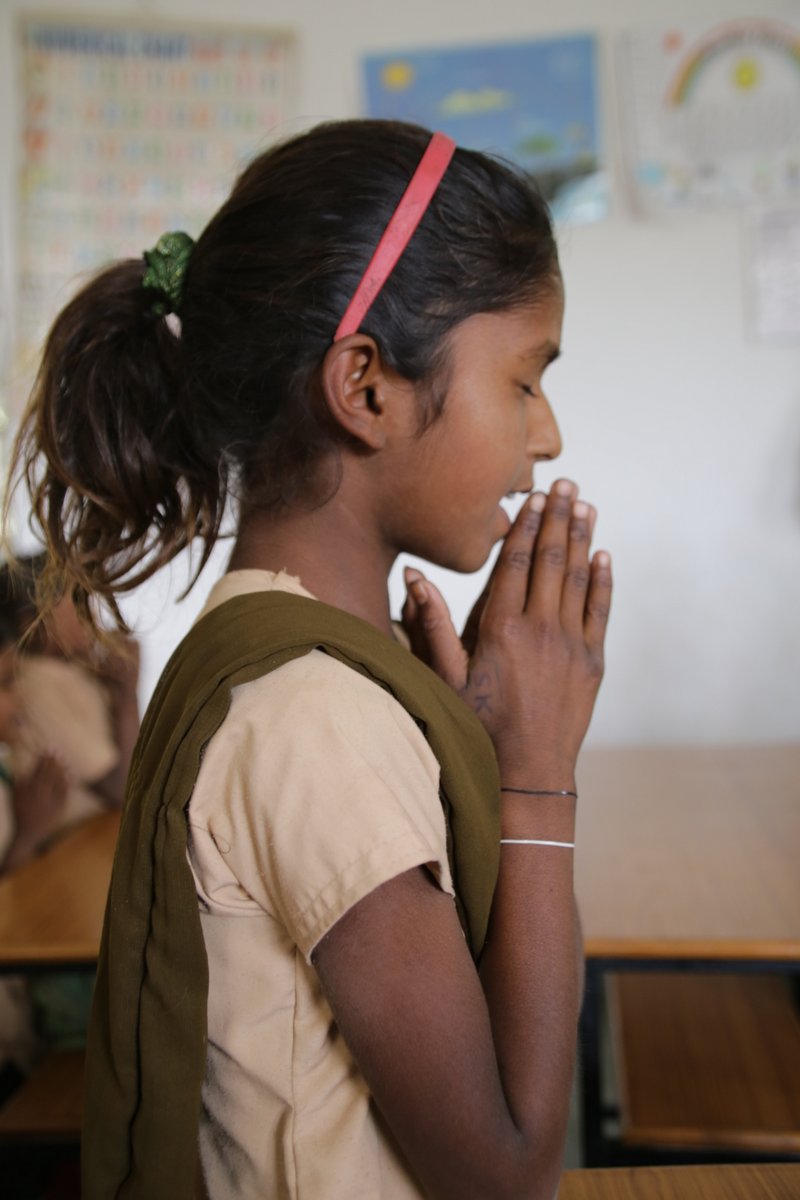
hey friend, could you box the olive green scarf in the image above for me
[82,591,500,1199]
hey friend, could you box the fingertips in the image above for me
[511,490,546,539]
[559,498,595,629]
[570,500,591,538]
[497,492,546,573]
[551,477,578,515]
[592,549,612,579]
[505,490,546,546]
[402,566,426,622]
[487,492,547,616]
[540,478,577,535]
[584,550,613,649]
[567,499,596,555]
[404,566,450,624]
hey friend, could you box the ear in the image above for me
[319,334,408,450]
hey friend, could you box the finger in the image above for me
[401,569,427,662]
[402,572,468,692]
[485,492,546,619]
[401,567,421,625]
[560,501,594,633]
[401,566,436,658]
[462,500,536,648]
[526,478,577,615]
[584,550,612,656]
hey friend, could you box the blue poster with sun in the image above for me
[362,36,606,225]
[618,16,800,211]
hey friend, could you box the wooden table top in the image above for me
[559,1163,800,1199]
[2,745,798,968]
[574,745,800,961]
[0,810,120,968]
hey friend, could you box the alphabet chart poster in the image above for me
[618,16,800,212]
[16,17,295,372]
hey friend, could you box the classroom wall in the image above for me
[1,0,799,745]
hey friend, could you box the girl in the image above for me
[7,120,611,1200]
[0,555,140,830]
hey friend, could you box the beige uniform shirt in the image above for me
[187,571,453,1199]
[13,656,117,830]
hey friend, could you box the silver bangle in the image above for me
[499,838,575,849]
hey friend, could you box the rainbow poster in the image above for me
[362,36,607,226]
[618,16,800,211]
[14,17,295,382]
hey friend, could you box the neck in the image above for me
[227,492,397,638]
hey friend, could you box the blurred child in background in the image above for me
[0,556,140,1071]
[0,554,139,838]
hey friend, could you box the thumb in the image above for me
[402,568,468,692]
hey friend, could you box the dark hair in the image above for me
[8,119,559,632]
[0,554,46,645]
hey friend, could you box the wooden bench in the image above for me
[607,973,800,1155]
[0,1049,84,1141]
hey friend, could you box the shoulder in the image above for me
[188,648,452,957]
[223,647,439,782]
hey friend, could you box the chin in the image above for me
[426,536,497,576]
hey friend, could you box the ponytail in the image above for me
[6,258,224,635]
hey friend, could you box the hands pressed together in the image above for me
[314,479,611,1200]
[402,479,612,787]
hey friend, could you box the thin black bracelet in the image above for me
[501,787,578,799]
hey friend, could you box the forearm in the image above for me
[478,791,581,1191]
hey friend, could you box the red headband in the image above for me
[334,131,456,341]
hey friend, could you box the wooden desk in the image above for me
[573,746,800,1167]
[575,745,800,961]
[0,810,120,970]
[559,1162,800,1199]
[0,811,119,1142]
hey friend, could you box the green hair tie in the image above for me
[142,231,195,316]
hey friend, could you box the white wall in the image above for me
[2,0,799,744]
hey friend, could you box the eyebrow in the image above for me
[519,340,561,365]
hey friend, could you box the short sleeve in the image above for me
[187,649,453,960]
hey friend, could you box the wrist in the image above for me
[499,771,577,795]
[500,789,577,843]
[495,748,577,795]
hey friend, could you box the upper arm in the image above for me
[312,865,529,1200]
[191,652,455,957]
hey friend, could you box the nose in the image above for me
[529,394,562,463]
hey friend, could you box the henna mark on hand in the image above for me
[470,671,495,715]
